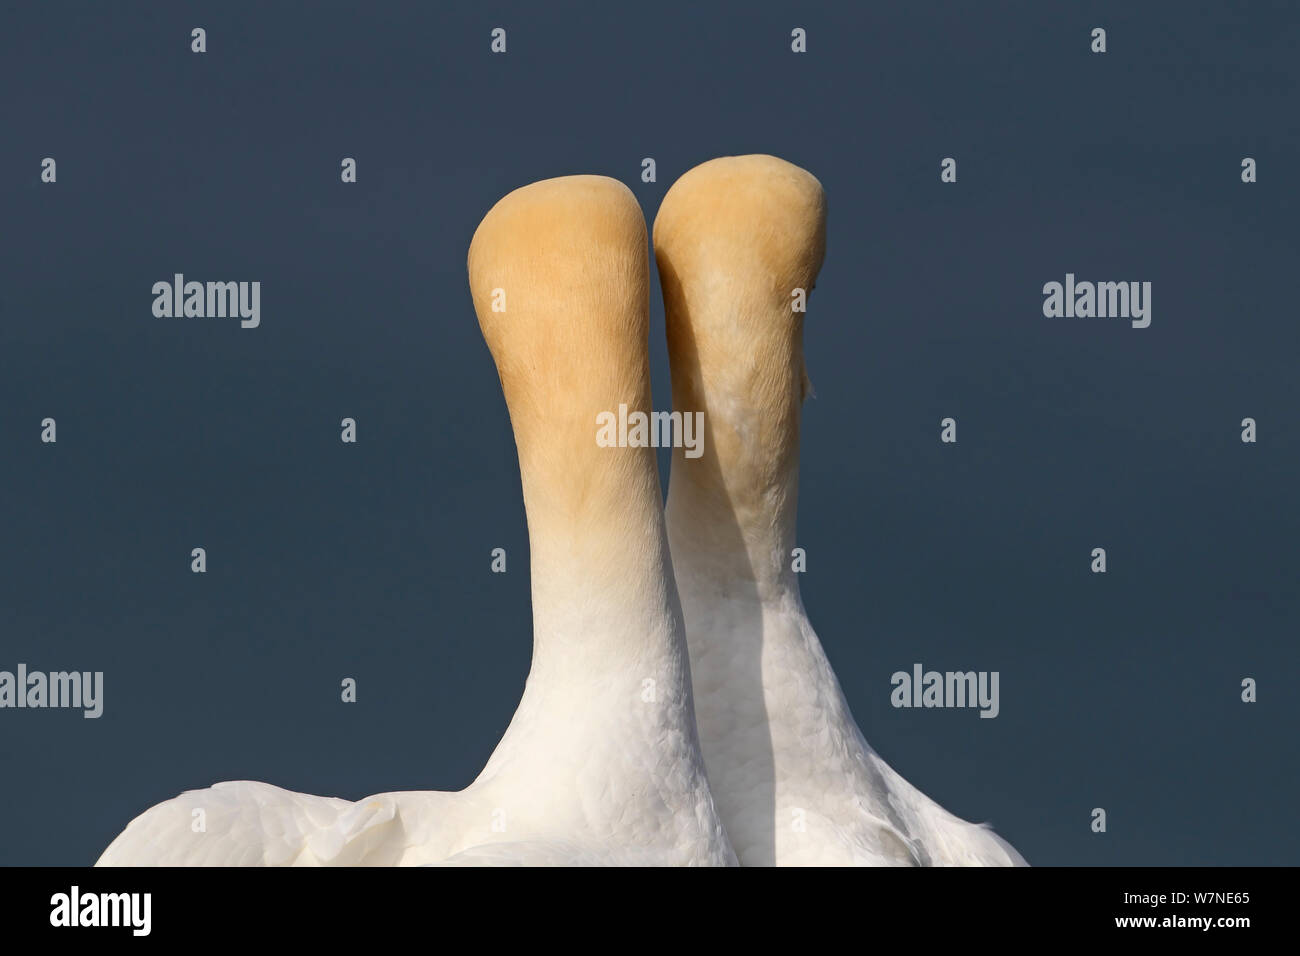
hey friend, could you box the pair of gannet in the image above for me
[96,156,1024,867]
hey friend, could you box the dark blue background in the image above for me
[2,1,1296,865]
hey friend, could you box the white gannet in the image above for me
[653,154,1026,866]
[96,175,735,867]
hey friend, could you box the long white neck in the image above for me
[465,175,730,862]
[468,173,702,737]
[523,437,686,684]
[656,154,1025,866]
[494,391,709,786]
[663,311,806,606]
[662,306,842,865]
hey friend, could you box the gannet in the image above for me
[96,175,735,867]
[654,154,1026,866]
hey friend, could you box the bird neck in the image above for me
[522,442,689,682]
[665,309,806,601]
